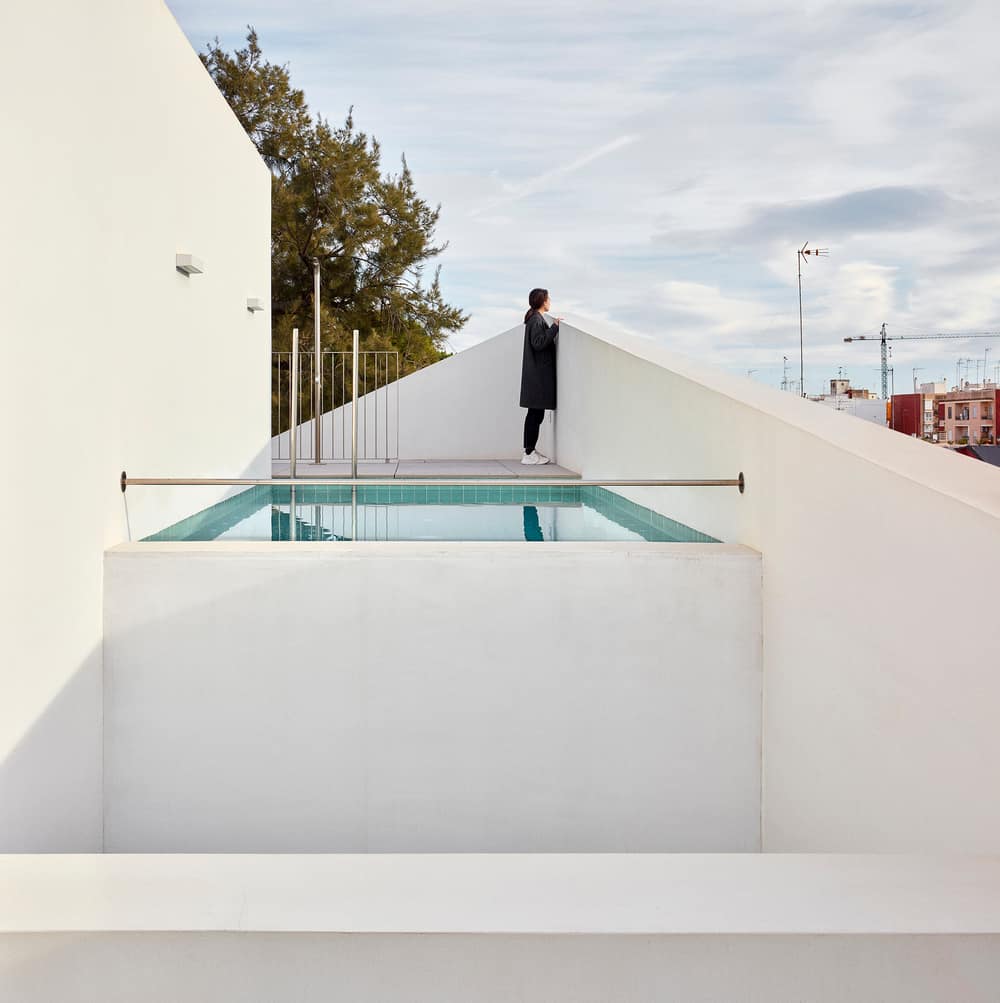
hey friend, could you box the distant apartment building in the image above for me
[808,380,886,425]
[824,379,878,400]
[938,387,996,445]
[890,383,998,445]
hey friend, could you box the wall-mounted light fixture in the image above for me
[246,298,265,313]
[175,253,204,276]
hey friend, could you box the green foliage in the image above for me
[201,29,468,429]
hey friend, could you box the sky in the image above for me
[168,0,1000,395]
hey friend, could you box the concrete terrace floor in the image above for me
[272,458,581,479]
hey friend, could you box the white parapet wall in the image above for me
[273,326,555,461]
[3,854,1000,1002]
[103,540,762,852]
[555,320,1000,853]
[0,0,271,850]
[371,318,1000,853]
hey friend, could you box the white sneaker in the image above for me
[521,450,551,465]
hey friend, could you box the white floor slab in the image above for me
[495,457,579,477]
[271,458,580,479]
[271,460,398,478]
[395,459,511,477]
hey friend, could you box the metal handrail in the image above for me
[272,345,398,463]
[352,329,359,478]
[289,328,299,478]
[121,473,745,493]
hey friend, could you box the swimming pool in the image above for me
[141,484,719,543]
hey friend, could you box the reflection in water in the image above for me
[522,505,544,542]
[143,484,720,543]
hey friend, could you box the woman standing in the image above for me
[519,288,562,464]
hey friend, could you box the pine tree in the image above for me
[200,29,467,430]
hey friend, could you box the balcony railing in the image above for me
[272,347,399,463]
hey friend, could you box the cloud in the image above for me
[469,134,640,218]
[653,186,971,256]
[741,186,960,241]
[167,0,1000,394]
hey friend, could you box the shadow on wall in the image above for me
[3,442,274,853]
[121,440,274,543]
[98,545,762,853]
[0,644,103,852]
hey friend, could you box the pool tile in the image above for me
[141,483,720,543]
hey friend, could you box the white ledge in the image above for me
[105,541,756,557]
[2,854,1000,935]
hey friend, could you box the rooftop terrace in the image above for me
[5,0,1000,996]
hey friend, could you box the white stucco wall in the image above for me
[274,324,556,461]
[553,321,1000,852]
[0,0,270,850]
[103,541,762,852]
[381,319,1000,852]
[812,396,887,425]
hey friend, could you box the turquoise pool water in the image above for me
[141,485,719,543]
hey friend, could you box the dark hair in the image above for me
[524,288,548,323]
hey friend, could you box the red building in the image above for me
[889,392,922,437]
[890,387,998,445]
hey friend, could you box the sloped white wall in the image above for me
[0,0,270,850]
[552,320,1000,853]
[274,324,556,461]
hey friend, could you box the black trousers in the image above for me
[523,407,545,452]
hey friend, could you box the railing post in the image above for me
[351,336,359,538]
[352,329,359,478]
[313,257,322,463]
[290,328,299,479]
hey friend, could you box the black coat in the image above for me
[519,312,559,409]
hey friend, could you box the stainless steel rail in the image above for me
[272,346,399,462]
[289,328,299,478]
[352,329,359,478]
[121,473,745,493]
[313,259,322,464]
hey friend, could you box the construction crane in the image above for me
[844,323,1000,399]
